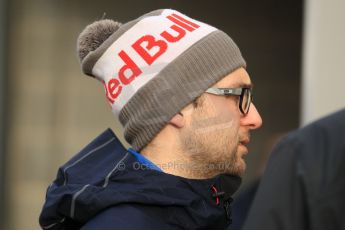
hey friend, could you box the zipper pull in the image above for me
[224,198,233,223]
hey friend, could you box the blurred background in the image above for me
[0,0,344,229]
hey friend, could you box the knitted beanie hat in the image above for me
[77,9,246,151]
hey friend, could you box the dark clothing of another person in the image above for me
[39,129,241,230]
[243,109,345,230]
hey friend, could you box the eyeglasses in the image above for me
[205,87,253,115]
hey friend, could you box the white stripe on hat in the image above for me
[92,9,216,115]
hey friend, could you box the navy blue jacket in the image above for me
[39,129,241,229]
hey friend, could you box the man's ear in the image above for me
[169,112,185,128]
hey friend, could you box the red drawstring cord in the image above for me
[211,185,220,205]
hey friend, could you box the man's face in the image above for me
[180,67,262,177]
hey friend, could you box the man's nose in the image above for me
[241,103,262,129]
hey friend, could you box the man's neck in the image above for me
[141,145,217,179]
[140,125,220,179]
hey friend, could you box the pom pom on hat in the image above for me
[77,19,122,62]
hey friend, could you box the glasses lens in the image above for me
[242,89,252,114]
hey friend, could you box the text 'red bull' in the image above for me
[103,13,200,104]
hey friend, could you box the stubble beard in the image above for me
[180,120,244,179]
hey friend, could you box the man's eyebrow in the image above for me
[233,82,254,88]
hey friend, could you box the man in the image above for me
[243,108,345,230]
[39,9,262,229]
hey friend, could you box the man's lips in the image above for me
[238,138,250,156]
[239,138,250,146]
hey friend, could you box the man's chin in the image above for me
[227,160,246,176]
